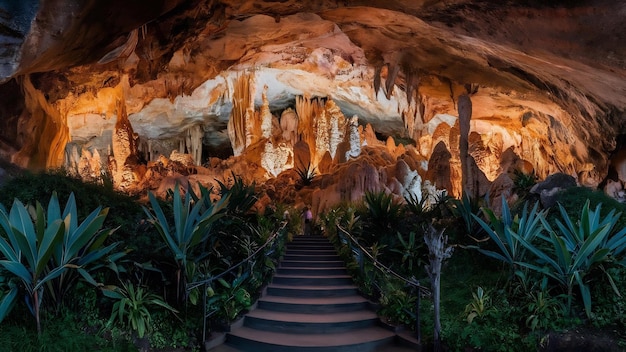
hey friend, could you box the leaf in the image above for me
[35,219,64,275]
[10,200,37,270]
[467,312,477,324]
[101,286,124,299]
[0,261,32,285]
[77,267,100,286]
[0,285,18,322]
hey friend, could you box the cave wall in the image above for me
[0,0,625,207]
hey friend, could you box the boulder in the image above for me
[530,173,577,208]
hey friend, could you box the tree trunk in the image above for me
[34,289,41,336]
[424,225,453,352]
[433,275,441,352]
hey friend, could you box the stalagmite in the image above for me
[261,141,293,177]
[314,109,330,167]
[326,99,346,159]
[280,108,298,145]
[345,115,361,161]
[260,85,272,140]
[110,95,139,190]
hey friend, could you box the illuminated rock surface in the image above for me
[0,0,625,210]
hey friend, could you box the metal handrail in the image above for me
[336,223,429,345]
[188,221,287,343]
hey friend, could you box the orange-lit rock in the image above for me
[0,0,625,208]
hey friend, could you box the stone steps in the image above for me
[211,235,416,351]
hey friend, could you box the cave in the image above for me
[0,0,624,211]
[0,0,625,350]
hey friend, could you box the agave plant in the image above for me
[144,183,229,303]
[295,161,317,186]
[0,192,118,334]
[364,191,403,234]
[217,172,257,217]
[471,199,546,272]
[390,231,423,273]
[45,193,122,312]
[449,192,482,236]
[516,200,626,317]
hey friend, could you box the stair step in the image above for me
[287,243,333,248]
[244,309,379,333]
[213,232,413,352]
[285,249,338,256]
[266,284,359,297]
[258,295,369,313]
[273,274,353,286]
[227,326,395,352]
[283,254,341,261]
[291,236,329,241]
[280,260,345,268]
[276,267,347,276]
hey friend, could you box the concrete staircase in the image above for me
[210,235,417,352]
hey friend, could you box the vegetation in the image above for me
[1,168,626,351]
[0,171,286,350]
[321,186,626,351]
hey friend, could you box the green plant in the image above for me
[104,281,178,339]
[0,199,64,334]
[471,199,546,272]
[217,172,258,216]
[378,281,417,327]
[45,193,123,313]
[0,192,118,334]
[144,184,229,303]
[390,231,423,274]
[465,286,492,324]
[295,161,317,186]
[449,192,482,236]
[207,273,252,321]
[513,170,537,199]
[525,278,563,331]
[516,200,626,317]
[363,191,402,235]
[0,171,146,255]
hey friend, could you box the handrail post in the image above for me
[358,247,364,274]
[202,281,207,344]
[416,285,421,350]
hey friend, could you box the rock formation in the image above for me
[0,0,624,207]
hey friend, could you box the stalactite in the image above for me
[373,65,382,99]
[295,95,324,165]
[188,125,203,165]
[385,62,400,100]
[98,28,139,65]
[227,72,255,156]
[458,94,472,197]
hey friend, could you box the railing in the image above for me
[336,224,430,345]
[187,221,287,343]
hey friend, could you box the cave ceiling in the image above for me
[0,0,625,209]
